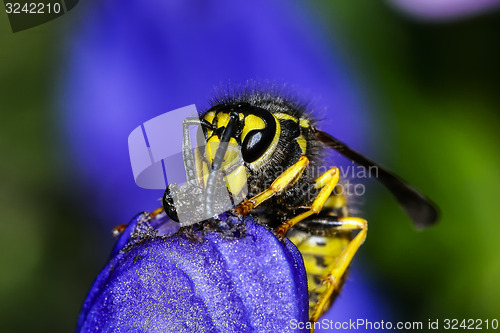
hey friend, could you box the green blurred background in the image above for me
[1,1,499,331]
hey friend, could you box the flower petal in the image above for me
[77,217,309,332]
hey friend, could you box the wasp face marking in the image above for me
[200,104,282,172]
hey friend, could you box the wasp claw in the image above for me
[235,199,255,216]
[112,224,128,238]
[274,228,287,241]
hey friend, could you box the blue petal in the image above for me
[77,217,309,332]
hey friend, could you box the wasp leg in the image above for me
[310,217,367,327]
[324,189,349,217]
[235,156,310,215]
[275,166,340,238]
[112,224,128,238]
[149,207,164,218]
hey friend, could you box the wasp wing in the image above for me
[315,130,439,228]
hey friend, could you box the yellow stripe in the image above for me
[204,111,216,123]
[296,135,307,155]
[203,111,216,138]
[241,114,266,142]
[324,194,346,210]
[224,164,249,195]
[274,113,298,122]
[299,118,310,128]
[296,236,348,257]
[248,114,281,170]
[216,112,230,128]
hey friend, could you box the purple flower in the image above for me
[77,214,309,332]
[388,0,500,20]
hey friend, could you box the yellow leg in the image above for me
[275,166,340,238]
[235,156,310,215]
[310,217,368,327]
[150,207,164,218]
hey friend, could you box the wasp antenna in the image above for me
[204,111,240,217]
[315,130,439,228]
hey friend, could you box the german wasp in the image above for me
[158,88,438,327]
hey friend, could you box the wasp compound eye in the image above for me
[241,129,273,163]
[162,185,180,223]
[240,106,277,163]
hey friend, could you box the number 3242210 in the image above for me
[443,319,499,330]
[5,2,62,14]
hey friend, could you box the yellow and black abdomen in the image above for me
[287,220,352,318]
